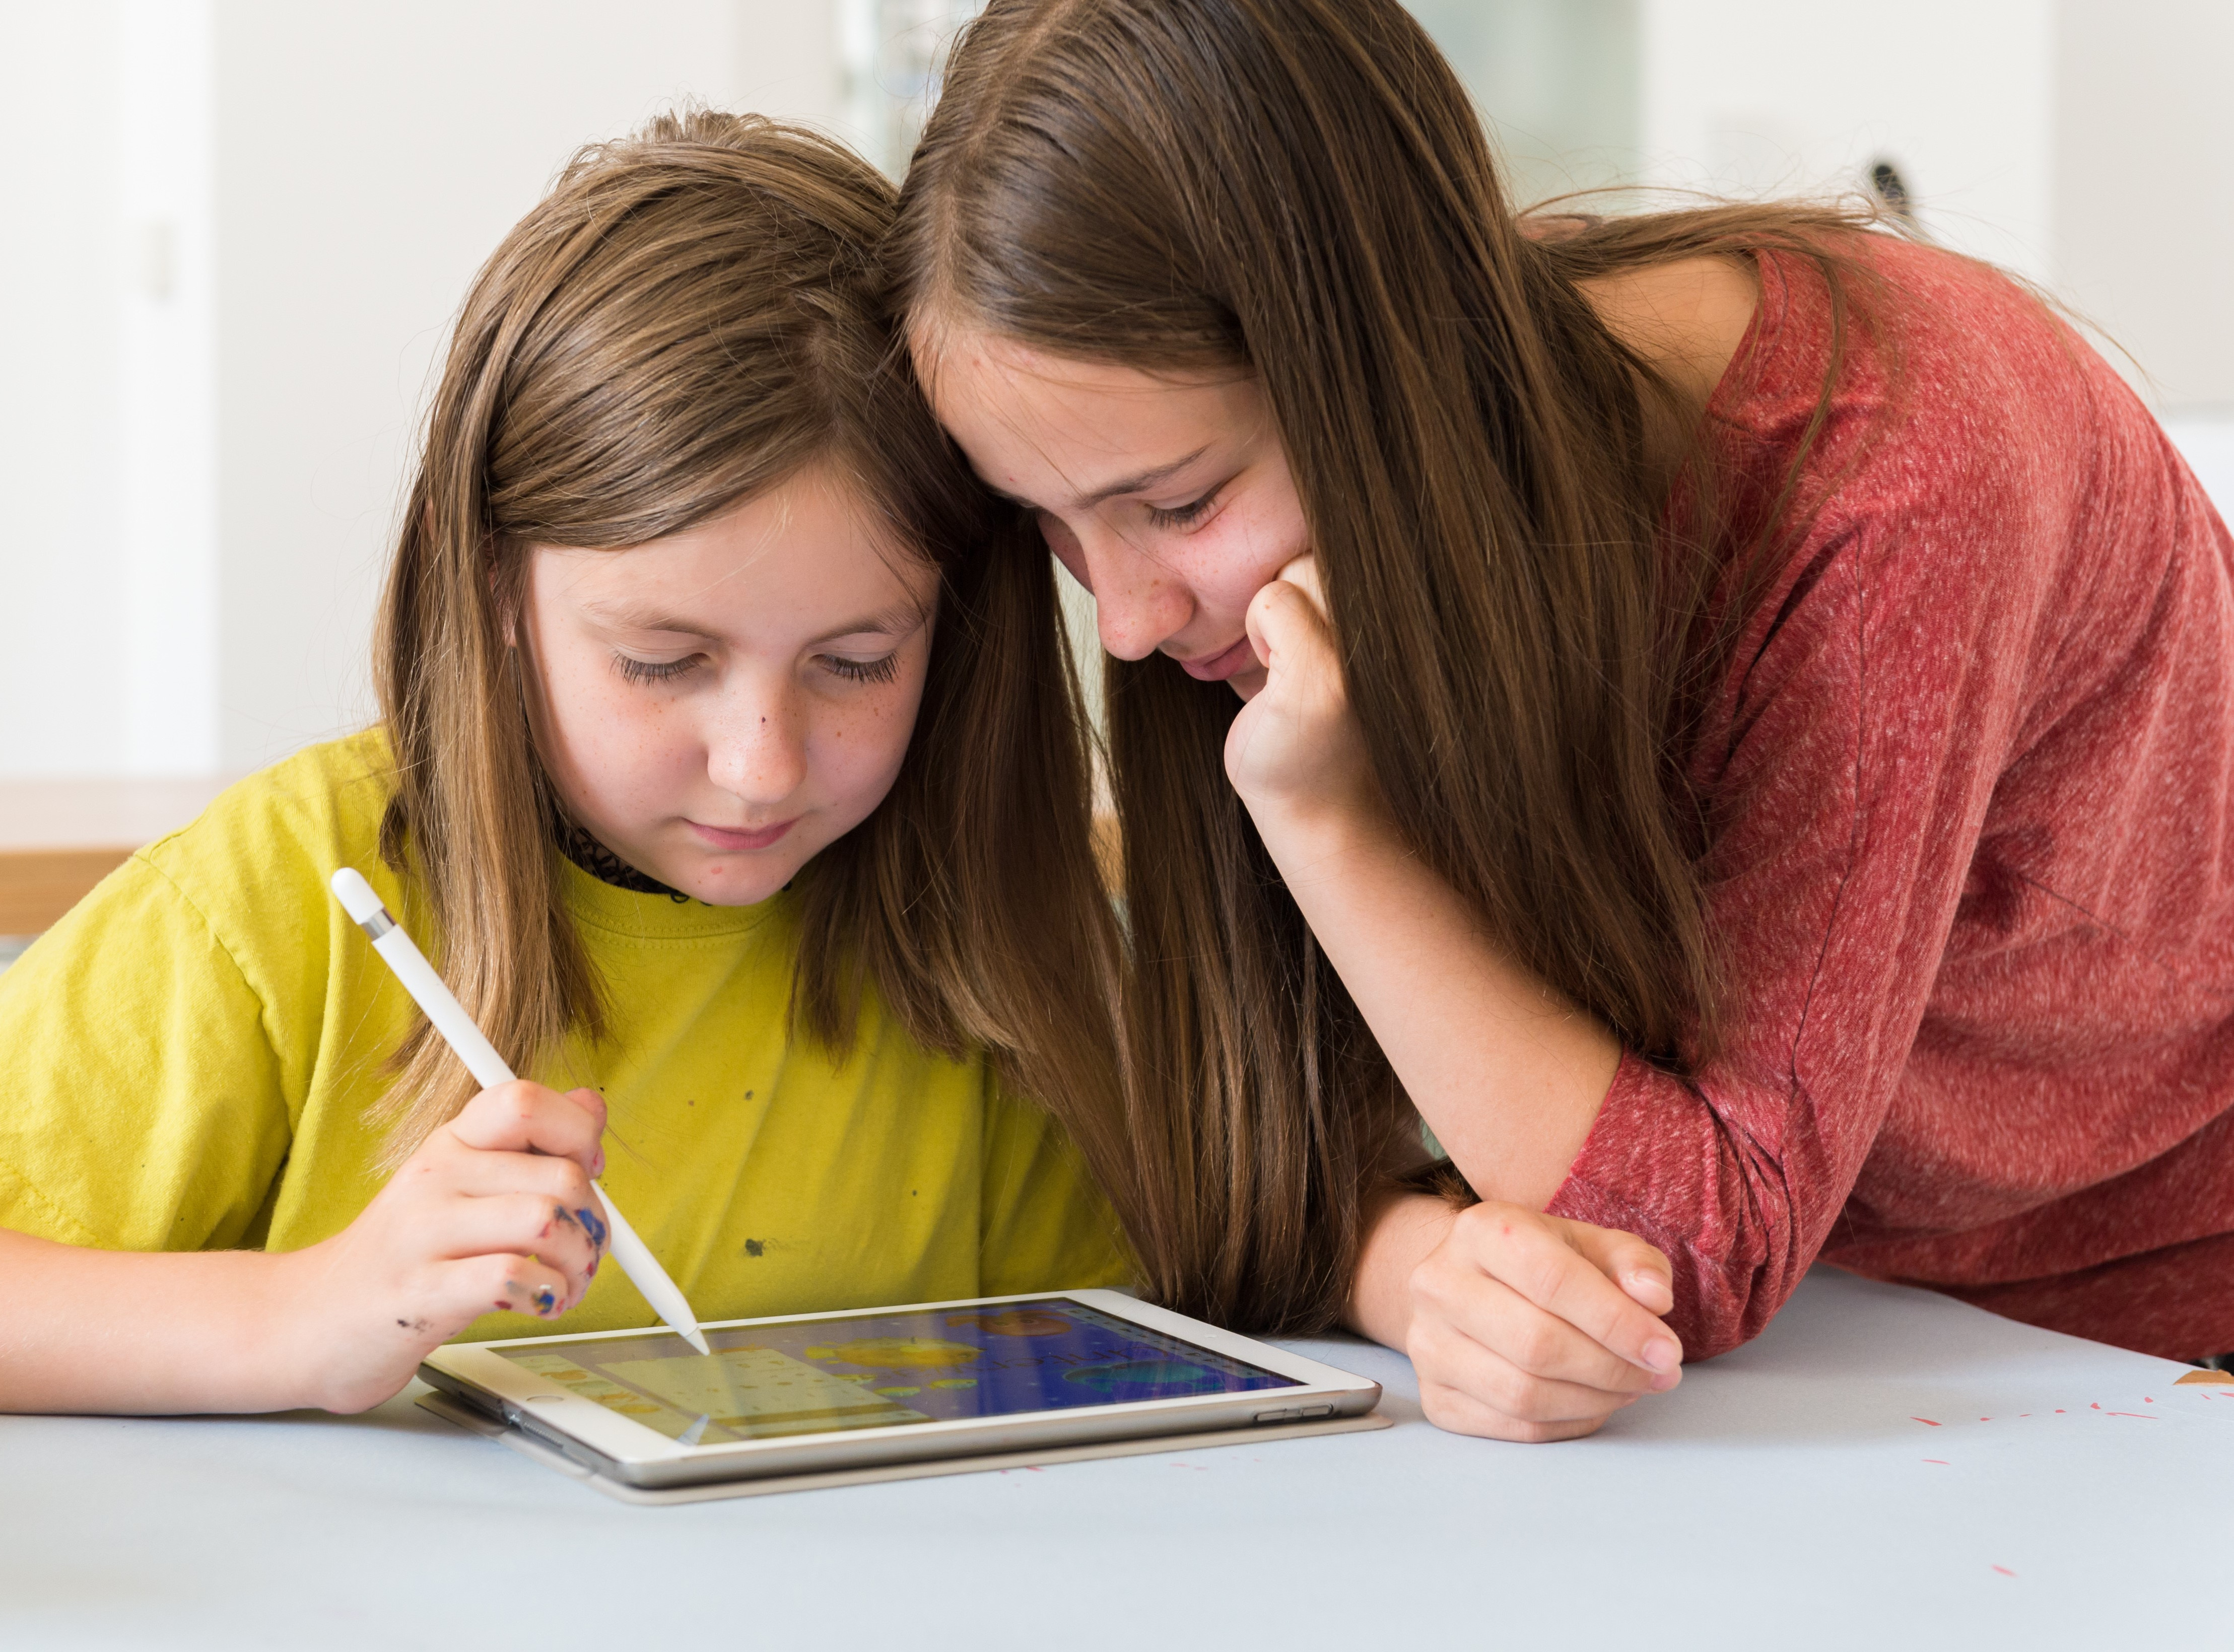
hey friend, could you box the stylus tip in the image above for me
[682,1326,711,1356]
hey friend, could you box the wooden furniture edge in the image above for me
[0,846,137,934]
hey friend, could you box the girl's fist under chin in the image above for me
[1223,556,1379,825]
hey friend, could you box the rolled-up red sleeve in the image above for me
[1547,463,2053,1357]
[1535,237,2234,1362]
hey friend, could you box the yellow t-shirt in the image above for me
[0,730,1128,1342]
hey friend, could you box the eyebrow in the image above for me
[807,602,927,646]
[579,599,713,636]
[580,598,926,645]
[995,446,1213,512]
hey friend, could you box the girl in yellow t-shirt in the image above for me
[0,112,1131,1416]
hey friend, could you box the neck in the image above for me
[1574,254,1760,494]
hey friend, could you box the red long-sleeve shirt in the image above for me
[1544,236,2234,1363]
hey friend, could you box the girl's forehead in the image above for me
[919,322,1243,406]
[923,336,1270,507]
[534,465,935,633]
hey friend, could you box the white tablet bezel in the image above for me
[420,1288,1381,1488]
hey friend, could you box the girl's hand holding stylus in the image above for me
[1352,1192,1682,1441]
[278,1081,610,1412]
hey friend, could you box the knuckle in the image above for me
[1480,1364,1543,1417]
[537,1159,589,1201]
[1405,1318,1456,1371]
[1506,1319,1560,1373]
[1416,1383,1471,1434]
[1508,1416,1584,1445]
[476,1253,532,1303]
[1407,1261,1458,1314]
[1506,1383,1572,1425]
[1458,1200,1527,1248]
[1515,1250,1571,1305]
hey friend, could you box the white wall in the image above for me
[0,6,126,777]
[1638,0,2058,279]
[1409,0,1641,205]
[4,1,2226,781]
[211,1,846,772]
[0,0,846,779]
[2054,0,2234,410]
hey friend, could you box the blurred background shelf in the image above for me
[0,775,235,951]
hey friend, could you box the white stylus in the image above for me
[330,867,711,1354]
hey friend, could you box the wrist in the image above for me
[1243,774,1401,879]
[256,1241,350,1411]
[1344,1191,1456,1355]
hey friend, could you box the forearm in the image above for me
[1253,798,1620,1209]
[0,1227,320,1414]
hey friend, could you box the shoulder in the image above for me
[1736,236,2127,481]
[1711,237,2156,631]
[1694,243,2140,778]
[129,728,402,996]
[140,729,394,908]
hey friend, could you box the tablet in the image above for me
[419,1288,1382,1489]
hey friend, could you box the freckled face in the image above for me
[921,327,1307,700]
[520,463,938,906]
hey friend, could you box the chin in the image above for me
[697,870,796,907]
[663,853,804,908]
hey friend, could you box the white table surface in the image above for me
[4,1267,2227,1651]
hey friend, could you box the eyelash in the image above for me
[616,655,700,685]
[1146,490,1219,530]
[824,654,900,685]
[614,652,901,686]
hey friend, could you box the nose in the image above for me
[706,673,807,807]
[1066,520,1195,662]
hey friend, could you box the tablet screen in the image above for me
[497,1297,1301,1446]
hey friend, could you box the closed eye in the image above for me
[823,653,900,684]
[1145,489,1220,530]
[616,654,702,685]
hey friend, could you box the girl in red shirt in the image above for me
[893,0,2234,1440]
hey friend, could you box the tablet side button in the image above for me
[1254,1407,1304,1423]
[1296,1404,1335,1419]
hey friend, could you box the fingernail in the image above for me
[531,1285,559,1316]
[1641,1336,1680,1374]
[591,1149,606,1178]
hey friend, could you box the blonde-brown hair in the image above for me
[374,110,1127,1187]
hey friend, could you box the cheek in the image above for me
[807,674,927,809]
[1189,496,1308,620]
[1039,516,1092,592]
[536,640,690,807]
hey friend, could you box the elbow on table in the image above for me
[1665,1259,1805,1364]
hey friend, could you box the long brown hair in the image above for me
[374,110,1128,1197]
[893,0,1890,1330]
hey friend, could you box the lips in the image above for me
[688,817,797,852]
[1177,635,1259,682]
